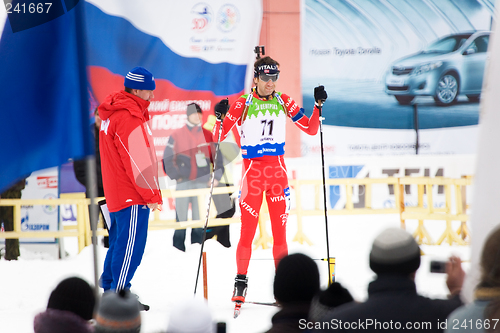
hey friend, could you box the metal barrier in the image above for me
[0,177,472,253]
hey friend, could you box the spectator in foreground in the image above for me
[94,290,141,333]
[320,227,464,332]
[308,281,354,322]
[166,297,215,333]
[265,253,320,333]
[445,226,500,333]
[33,276,96,333]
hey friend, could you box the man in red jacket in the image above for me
[163,103,223,252]
[98,67,162,294]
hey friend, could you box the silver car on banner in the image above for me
[385,31,490,106]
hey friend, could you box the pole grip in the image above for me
[203,251,208,300]
[329,257,336,284]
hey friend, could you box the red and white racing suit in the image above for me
[213,89,319,275]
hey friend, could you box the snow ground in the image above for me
[0,213,470,333]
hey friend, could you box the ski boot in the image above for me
[232,274,248,318]
[231,274,248,303]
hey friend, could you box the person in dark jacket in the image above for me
[265,253,320,333]
[33,277,95,333]
[73,108,104,199]
[0,177,27,260]
[319,227,464,332]
[445,226,500,333]
[203,99,239,248]
[163,103,223,252]
[73,108,108,247]
[308,282,354,322]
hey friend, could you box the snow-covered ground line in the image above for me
[1,214,470,333]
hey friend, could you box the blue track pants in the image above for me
[100,205,149,291]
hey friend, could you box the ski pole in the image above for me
[194,109,225,295]
[317,100,332,286]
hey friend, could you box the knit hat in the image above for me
[369,228,421,275]
[47,277,96,321]
[95,290,141,333]
[166,298,214,333]
[124,67,156,91]
[187,102,202,116]
[309,282,354,322]
[273,253,320,304]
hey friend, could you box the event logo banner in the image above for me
[302,0,495,156]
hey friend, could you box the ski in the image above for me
[246,301,279,307]
[234,302,242,318]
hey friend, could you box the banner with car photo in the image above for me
[301,0,494,157]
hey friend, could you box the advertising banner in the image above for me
[20,168,59,243]
[85,0,262,162]
[285,154,475,211]
[302,0,495,156]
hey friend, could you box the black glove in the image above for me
[214,98,229,120]
[314,85,328,105]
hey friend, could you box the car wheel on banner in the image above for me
[434,73,459,106]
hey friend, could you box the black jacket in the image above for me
[320,275,462,332]
[73,125,104,197]
[265,302,311,333]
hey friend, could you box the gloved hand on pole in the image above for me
[215,98,230,120]
[314,85,328,107]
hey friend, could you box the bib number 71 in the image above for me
[261,119,274,136]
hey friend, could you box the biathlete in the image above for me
[212,55,328,304]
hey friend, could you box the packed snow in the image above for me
[1,210,470,332]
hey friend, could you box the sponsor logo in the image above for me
[42,193,57,214]
[284,187,290,196]
[280,213,288,226]
[190,45,201,52]
[270,195,286,203]
[235,101,243,109]
[254,103,279,111]
[37,176,57,189]
[101,118,110,135]
[261,147,276,152]
[23,223,50,231]
[191,3,213,33]
[258,64,278,71]
[241,149,247,155]
[241,200,258,217]
[217,4,239,32]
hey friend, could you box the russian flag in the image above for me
[0,1,91,193]
[85,0,262,159]
[0,0,261,191]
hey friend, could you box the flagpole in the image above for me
[73,1,100,298]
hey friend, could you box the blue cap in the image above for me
[124,67,156,90]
